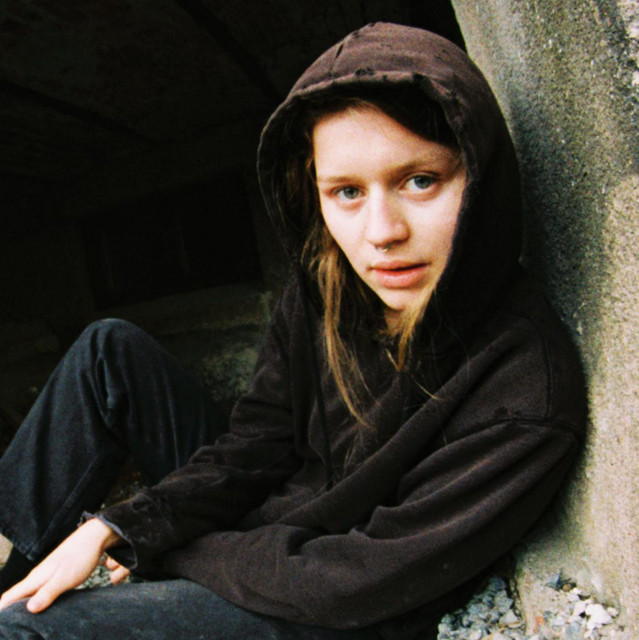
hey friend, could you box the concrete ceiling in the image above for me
[0,0,463,231]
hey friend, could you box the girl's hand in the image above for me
[0,519,122,613]
[104,556,131,584]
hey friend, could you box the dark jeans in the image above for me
[0,319,227,561]
[0,319,379,639]
[0,581,378,640]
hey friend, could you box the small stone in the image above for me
[585,604,613,628]
[438,622,452,636]
[499,610,519,626]
[468,603,489,620]
[551,613,567,627]
[563,621,586,640]
[573,600,587,617]
[486,610,502,624]
[482,593,495,606]
[467,628,483,640]
[487,576,507,592]
[606,607,619,618]
[546,572,564,590]
[494,595,514,612]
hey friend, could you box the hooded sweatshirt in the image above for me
[101,23,586,640]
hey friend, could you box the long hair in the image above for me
[283,85,461,422]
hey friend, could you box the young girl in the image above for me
[0,22,586,640]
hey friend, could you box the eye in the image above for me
[405,175,435,191]
[336,186,361,201]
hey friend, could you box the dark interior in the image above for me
[0,0,463,445]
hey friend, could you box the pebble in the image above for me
[500,610,520,626]
[564,621,585,639]
[585,604,613,629]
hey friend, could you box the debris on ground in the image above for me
[436,574,623,640]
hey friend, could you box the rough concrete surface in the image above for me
[452,0,638,636]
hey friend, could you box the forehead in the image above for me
[312,106,457,175]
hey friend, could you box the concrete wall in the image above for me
[451,0,638,634]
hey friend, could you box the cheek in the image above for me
[319,211,365,271]
[319,202,350,251]
[440,218,458,256]
[431,190,463,261]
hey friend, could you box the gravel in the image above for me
[435,574,623,640]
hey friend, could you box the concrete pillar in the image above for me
[451,0,638,635]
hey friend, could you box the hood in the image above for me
[258,22,523,344]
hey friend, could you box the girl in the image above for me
[0,22,586,640]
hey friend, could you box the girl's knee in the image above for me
[75,319,153,359]
[81,318,142,343]
[0,601,42,638]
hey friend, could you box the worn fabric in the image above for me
[99,23,587,640]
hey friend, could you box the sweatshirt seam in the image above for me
[465,415,582,440]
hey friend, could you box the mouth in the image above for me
[370,261,429,288]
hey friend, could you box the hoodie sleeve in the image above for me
[159,416,580,629]
[99,283,303,573]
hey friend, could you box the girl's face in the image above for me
[313,106,466,327]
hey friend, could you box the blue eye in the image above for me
[406,175,435,191]
[337,186,361,201]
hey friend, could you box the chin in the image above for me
[381,289,432,318]
[381,294,421,312]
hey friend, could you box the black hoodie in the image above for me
[101,23,586,639]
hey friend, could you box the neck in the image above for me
[384,307,404,334]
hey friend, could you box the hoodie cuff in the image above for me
[84,490,182,578]
[80,512,138,568]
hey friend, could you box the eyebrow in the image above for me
[315,158,454,185]
[315,174,354,185]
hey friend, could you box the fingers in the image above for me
[0,523,124,614]
[26,584,58,614]
[0,523,112,613]
[0,563,69,613]
[109,565,131,584]
[0,571,39,610]
[104,556,131,583]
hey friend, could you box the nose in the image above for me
[364,189,409,248]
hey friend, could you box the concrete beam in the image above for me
[451,0,638,635]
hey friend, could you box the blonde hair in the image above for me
[285,87,460,422]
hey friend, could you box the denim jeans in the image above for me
[0,319,227,562]
[0,580,379,639]
[0,320,381,639]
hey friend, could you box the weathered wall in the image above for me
[451,0,638,634]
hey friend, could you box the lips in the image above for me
[370,261,429,288]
